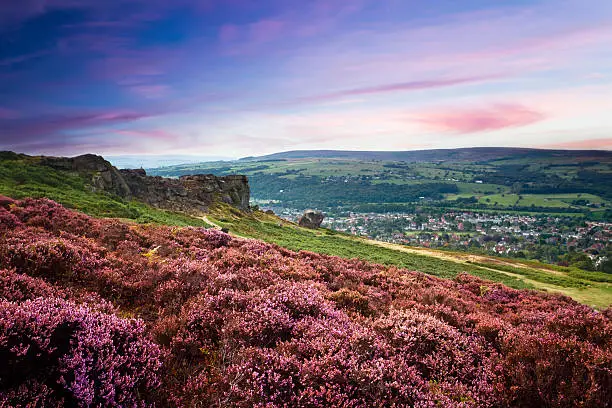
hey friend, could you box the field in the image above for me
[1,197,610,406]
[1,152,609,307]
[149,151,612,218]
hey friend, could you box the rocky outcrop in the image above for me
[298,210,324,229]
[42,154,250,215]
[42,154,132,197]
[120,170,250,214]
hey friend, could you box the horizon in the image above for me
[2,0,612,156]
[6,145,612,170]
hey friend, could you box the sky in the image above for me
[1,0,612,158]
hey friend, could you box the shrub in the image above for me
[0,298,163,406]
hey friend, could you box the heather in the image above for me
[0,197,611,407]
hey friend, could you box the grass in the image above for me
[466,260,612,307]
[209,204,534,289]
[467,261,591,289]
[3,152,610,307]
[471,193,608,209]
[0,154,210,227]
[209,204,611,308]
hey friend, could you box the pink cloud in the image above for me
[217,0,367,55]
[219,24,240,43]
[415,104,545,133]
[0,109,157,147]
[249,20,286,43]
[219,19,289,54]
[542,138,612,150]
[114,129,177,141]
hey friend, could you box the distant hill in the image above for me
[243,147,612,163]
[107,154,235,169]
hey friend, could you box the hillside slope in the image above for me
[244,147,612,162]
[150,148,612,218]
[1,151,609,307]
[0,197,610,406]
[0,151,250,227]
[209,205,612,308]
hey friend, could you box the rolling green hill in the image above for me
[1,150,610,307]
[243,147,612,162]
[149,148,612,219]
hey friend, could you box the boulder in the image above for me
[298,210,324,229]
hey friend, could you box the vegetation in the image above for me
[0,152,209,227]
[149,152,612,218]
[209,205,611,308]
[1,197,610,406]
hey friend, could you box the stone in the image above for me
[298,210,324,229]
[42,154,250,215]
[42,154,132,198]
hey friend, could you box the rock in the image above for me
[42,154,132,198]
[298,210,324,229]
[41,154,250,215]
[119,172,250,215]
[265,210,275,215]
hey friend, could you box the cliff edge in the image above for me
[41,154,250,214]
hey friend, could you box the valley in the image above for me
[0,149,610,406]
[149,148,612,275]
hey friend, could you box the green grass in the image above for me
[209,204,612,307]
[472,193,608,209]
[467,262,591,289]
[467,260,612,308]
[3,152,610,307]
[0,154,210,227]
[209,205,533,289]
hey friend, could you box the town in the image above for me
[267,206,612,272]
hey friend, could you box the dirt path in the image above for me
[350,238,571,290]
[201,215,221,229]
[367,240,566,276]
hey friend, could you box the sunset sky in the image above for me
[1,0,612,157]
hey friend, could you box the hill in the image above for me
[2,150,609,307]
[244,147,612,162]
[1,197,610,406]
[149,147,612,283]
[0,151,249,226]
[207,204,612,308]
[151,147,612,215]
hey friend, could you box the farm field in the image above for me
[471,193,606,209]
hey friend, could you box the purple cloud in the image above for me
[0,109,157,147]
[291,75,503,105]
